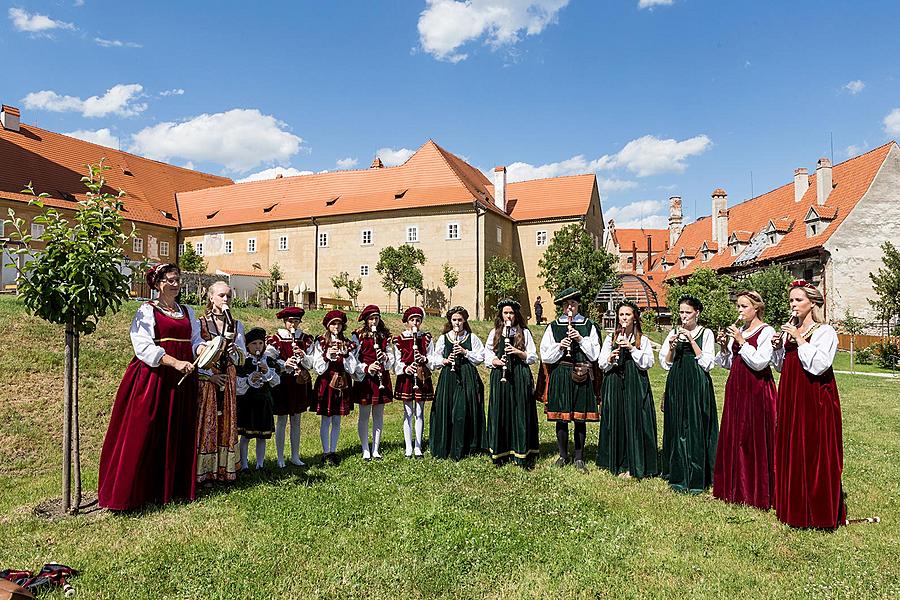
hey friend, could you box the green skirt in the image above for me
[660,345,719,493]
[429,361,486,460]
[486,360,539,465]
[545,362,600,422]
[596,356,658,478]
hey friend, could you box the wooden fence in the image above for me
[837,334,899,351]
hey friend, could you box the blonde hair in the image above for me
[791,284,826,323]
[204,280,231,313]
[735,290,766,320]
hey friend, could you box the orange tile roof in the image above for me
[611,227,668,253]
[651,142,895,283]
[498,174,596,221]
[0,121,232,227]
[218,268,270,278]
[729,230,753,243]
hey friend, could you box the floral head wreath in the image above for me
[677,294,704,313]
[445,306,469,321]
[789,279,810,288]
[615,299,641,315]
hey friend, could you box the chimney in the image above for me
[370,157,384,169]
[275,173,283,179]
[794,168,809,202]
[1,105,20,132]
[646,234,653,270]
[631,240,638,273]
[816,157,833,206]
[493,166,507,212]
[712,188,728,248]
[668,196,684,246]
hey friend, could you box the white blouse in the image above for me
[311,339,360,377]
[393,331,435,375]
[539,316,601,364]
[430,332,485,369]
[599,333,654,372]
[350,333,396,381]
[129,302,204,368]
[236,357,280,395]
[484,328,538,368]
[265,328,315,373]
[715,324,775,372]
[659,327,716,372]
[771,324,838,376]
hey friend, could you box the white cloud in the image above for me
[417,0,569,63]
[130,109,304,173]
[605,200,668,229]
[375,147,415,166]
[505,154,608,182]
[843,80,865,94]
[8,7,74,33]
[597,178,639,192]
[598,134,712,176]
[74,0,85,6]
[638,0,674,8]
[236,166,313,183]
[336,157,359,169]
[94,37,142,48]
[64,128,120,149]
[22,83,146,117]
[884,109,900,136]
[845,144,862,157]
[159,88,185,97]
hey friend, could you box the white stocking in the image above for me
[372,404,385,457]
[255,438,266,469]
[330,415,342,454]
[240,436,250,470]
[320,416,331,454]
[414,401,425,455]
[289,413,303,465]
[358,404,372,458]
[275,414,288,467]
[403,401,414,456]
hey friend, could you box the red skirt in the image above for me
[272,373,313,415]
[394,373,434,403]
[353,371,393,405]
[313,372,354,416]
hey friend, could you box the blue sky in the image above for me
[4,0,900,228]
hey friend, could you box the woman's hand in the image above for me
[258,360,269,374]
[568,327,583,342]
[172,359,194,375]
[726,325,745,346]
[559,338,572,350]
[208,373,227,387]
[492,357,506,368]
[404,364,417,376]
[367,362,381,374]
[608,348,620,366]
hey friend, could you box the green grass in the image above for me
[0,296,898,598]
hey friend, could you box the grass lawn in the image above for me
[0,296,898,598]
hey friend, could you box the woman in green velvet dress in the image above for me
[596,301,658,479]
[659,295,718,493]
[428,306,486,460]
[485,299,539,467]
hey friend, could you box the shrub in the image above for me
[855,346,873,365]
[870,341,900,369]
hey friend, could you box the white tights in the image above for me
[357,404,385,459]
[275,413,303,467]
[403,401,425,457]
[319,415,342,454]
[240,436,266,469]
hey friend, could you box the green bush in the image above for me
[871,341,900,369]
[855,346,873,365]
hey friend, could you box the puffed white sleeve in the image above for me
[484,330,498,368]
[523,329,538,365]
[659,330,677,371]
[430,335,446,371]
[312,341,329,376]
[715,338,734,370]
[771,344,786,372]
[581,326,601,363]
[466,334,485,365]
[236,367,250,395]
[262,359,280,386]
[231,321,247,364]
[299,337,315,370]
[697,329,716,372]
[599,335,615,373]
[738,326,775,371]
[797,325,838,376]
[633,335,655,370]
[394,341,407,375]
[130,304,164,367]
[185,305,204,357]
[383,340,396,371]
[342,349,359,376]
[540,325,563,364]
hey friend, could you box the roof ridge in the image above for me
[428,140,495,208]
[506,172,596,184]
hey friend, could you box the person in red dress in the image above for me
[312,310,358,466]
[98,264,204,511]
[351,304,394,461]
[713,290,777,509]
[771,280,846,529]
[393,307,435,459]
[265,306,315,468]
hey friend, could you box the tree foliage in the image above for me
[743,264,794,327]
[178,241,207,274]
[330,271,363,307]
[869,241,900,325]
[484,255,524,309]
[537,224,616,319]
[442,261,459,307]
[269,263,284,288]
[666,268,736,330]
[376,245,426,312]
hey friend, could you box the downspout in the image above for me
[312,216,319,309]
[473,200,485,320]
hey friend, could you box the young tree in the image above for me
[743,264,793,328]
[376,245,426,312]
[869,241,900,330]
[442,261,459,308]
[666,268,736,330]
[330,271,363,307]
[537,224,616,319]
[178,241,207,274]
[3,162,144,514]
[837,312,869,374]
[484,256,524,309]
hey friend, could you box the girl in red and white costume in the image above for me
[351,304,394,461]
[393,307,434,458]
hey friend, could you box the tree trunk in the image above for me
[72,332,82,513]
[62,322,74,513]
[396,289,402,313]
[850,336,855,374]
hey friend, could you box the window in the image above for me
[132,237,144,253]
[224,240,233,254]
[361,229,373,246]
[406,226,418,243]
[177,243,185,256]
[196,242,204,256]
[626,257,633,264]
[446,223,460,240]
[247,238,257,253]
[803,268,814,281]
[766,233,777,245]
[496,226,502,243]
[318,232,329,248]
[31,223,45,238]
[278,235,289,251]
[536,231,548,246]
[807,223,818,236]
[360,265,370,277]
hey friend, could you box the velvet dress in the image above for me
[266,329,315,415]
[312,336,358,416]
[98,302,202,511]
[393,331,435,403]
[352,330,394,405]
[712,325,777,509]
[539,316,601,422]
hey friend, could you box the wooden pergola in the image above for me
[594,273,662,330]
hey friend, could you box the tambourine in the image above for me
[196,335,226,369]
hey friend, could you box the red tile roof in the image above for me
[611,227,668,254]
[500,174,596,221]
[0,121,232,227]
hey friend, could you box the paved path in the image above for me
[834,370,898,378]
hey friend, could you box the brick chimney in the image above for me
[816,158,833,206]
[794,168,809,202]
[712,188,728,248]
[668,196,684,246]
[646,233,653,270]
[631,240,638,273]
[1,105,20,132]
[493,166,507,212]
[370,157,384,169]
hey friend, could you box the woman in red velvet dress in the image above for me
[98,264,203,511]
[311,310,358,466]
[771,280,846,529]
[351,304,394,461]
[713,290,777,509]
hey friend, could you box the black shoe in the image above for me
[330,453,342,466]
[553,457,568,468]
[574,459,588,474]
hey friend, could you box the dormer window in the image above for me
[804,206,835,238]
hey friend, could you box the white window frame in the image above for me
[159,241,170,257]
[132,237,144,253]
[496,226,502,243]
[536,230,548,246]
[196,242,204,256]
[278,235,289,251]
[177,243,185,256]
[224,240,233,254]
[31,223,45,238]
[446,222,460,240]
[247,238,257,253]
[318,232,329,248]
[406,225,419,244]
[360,265,370,277]
[361,229,373,246]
